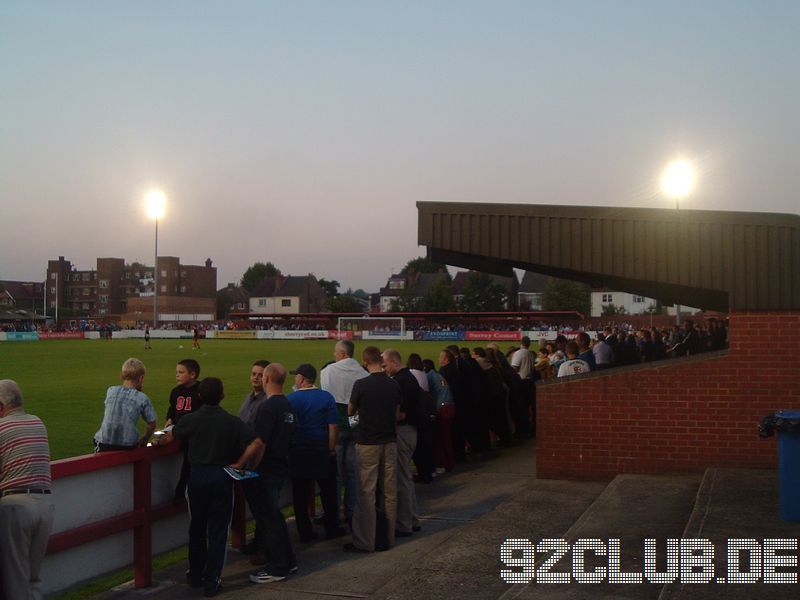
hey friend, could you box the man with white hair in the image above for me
[0,379,55,600]
[320,339,368,527]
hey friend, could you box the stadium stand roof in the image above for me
[417,202,800,311]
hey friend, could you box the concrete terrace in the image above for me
[97,440,799,600]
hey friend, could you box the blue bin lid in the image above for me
[776,410,800,420]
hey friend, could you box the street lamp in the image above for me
[145,190,166,328]
[661,160,695,324]
[661,159,695,210]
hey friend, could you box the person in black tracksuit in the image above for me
[166,359,202,502]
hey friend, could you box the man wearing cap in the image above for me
[286,363,345,542]
[0,379,55,600]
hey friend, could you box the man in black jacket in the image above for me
[381,348,421,537]
[438,349,467,463]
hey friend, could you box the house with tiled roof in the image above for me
[0,280,45,313]
[216,283,251,318]
[517,271,549,310]
[249,274,328,314]
[378,271,450,312]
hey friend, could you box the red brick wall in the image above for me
[536,311,800,480]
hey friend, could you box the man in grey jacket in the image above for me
[320,340,368,528]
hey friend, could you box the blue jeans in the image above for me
[187,465,233,584]
[336,429,358,523]
[250,473,296,575]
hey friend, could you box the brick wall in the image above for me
[536,311,800,480]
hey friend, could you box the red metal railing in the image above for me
[48,444,247,588]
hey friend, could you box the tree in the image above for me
[240,262,279,292]
[400,256,448,275]
[458,272,508,311]
[601,303,628,316]
[317,278,340,298]
[417,279,456,312]
[327,294,364,313]
[541,278,591,316]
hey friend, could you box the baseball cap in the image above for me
[290,363,316,382]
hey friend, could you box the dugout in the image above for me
[417,201,800,479]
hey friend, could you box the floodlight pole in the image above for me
[675,197,681,326]
[153,219,158,328]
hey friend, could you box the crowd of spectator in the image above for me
[530,319,729,379]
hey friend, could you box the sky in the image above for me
[1,1,798,293]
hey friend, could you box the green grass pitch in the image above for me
[0,339,490,460]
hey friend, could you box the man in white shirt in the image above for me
[592,333,615,370]
[320,340,369,528]
[510,336,535,438]
[510,336,534,379]
[558,342,591,377]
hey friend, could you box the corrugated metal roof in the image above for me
[417,202,800,311]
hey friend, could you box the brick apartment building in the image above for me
[46,256,217,322]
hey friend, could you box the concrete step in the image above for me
[504,473,702,600]
[659,467,800,600]
[369,477,606,600]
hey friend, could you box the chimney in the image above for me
[205,258,213,268]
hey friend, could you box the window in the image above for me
[181,271,187,278]
[633,295,645,303]
[180,285,186,293]
[49,287,56,295]
[258,299,267,307]
[98,309,107,316]
[50,300,56,308]
[161,270,167,278]
[389,280,404,290]
[50,272,57,280]
[82,302,90,310]
[83,288,90,296]
[125,272,130,280]
[99,280,109,288]
[160,285,167,293]
[99,295,108,305]
[602,293,614,303]
[281,299,292,307]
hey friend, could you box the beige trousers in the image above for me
[351,442,397,551]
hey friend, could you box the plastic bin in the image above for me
[774,410,800,521]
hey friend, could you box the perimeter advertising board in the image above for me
[2,332,39,341]
[38,332,84,340]
[464,331,521,342]
[215,330,258,339]
[272,330,329,340]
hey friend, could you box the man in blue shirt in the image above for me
[287,363,345,542]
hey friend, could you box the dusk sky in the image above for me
[1,1,798,292]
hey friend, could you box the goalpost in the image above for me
[337,316,406,339]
